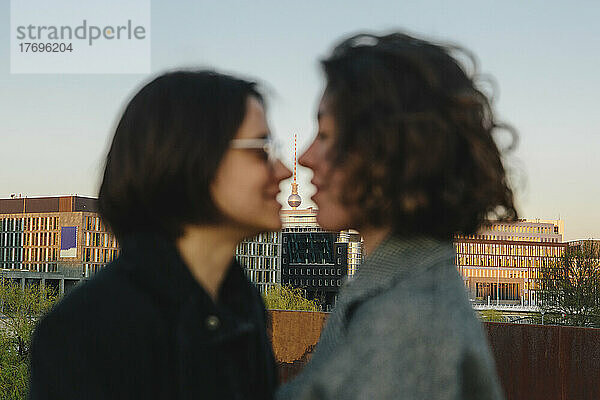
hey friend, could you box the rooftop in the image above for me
[0,195,98,215]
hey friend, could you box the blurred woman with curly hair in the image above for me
[278,32,515,400]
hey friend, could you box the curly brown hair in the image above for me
[322,32,518,239]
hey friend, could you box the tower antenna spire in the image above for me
[287,133,302,209]
[293,134,297,183]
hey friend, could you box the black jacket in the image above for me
[30,232,277,399]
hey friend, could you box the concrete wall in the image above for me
[268,310,600,400]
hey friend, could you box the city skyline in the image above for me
[1,1,599,241]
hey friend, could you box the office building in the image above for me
[473,219,563,243]
[281,231,347,311]
[281,208,362,277]
[0,195,119,293]
[337,229,363,277]
[235,231,281,294]
[455,219,565,305]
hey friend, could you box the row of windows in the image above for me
[83,248,118,263]
[486,224,557,234]
[2,243,117,265]
[283,256,345,266]
[245,270,277,284]
[457,254,560,268]
[23,232,58,247]
[1,247,78,263]
[236,255,279,270]
[461,267,526,279]
[0,247,23,262]
[283,235,334,244]
[0,262,58,273]
[3,232,118,252]
[0,232,22,248]
[0,216,59,232]
[254,231,279,243]
[283,278,342,287]
[1,232,62,248]
[1,249,54,263]
[282,227,324,232]
[281,216,318,224]
[463,235,559,243]
[236,242,279,257]
[283,267,343,276]
[455,242,564,257]
[84,232,118,248]
[24,247,58,262]
[475,282,521,301]
[84,216,108,232]
[0,261,114,276]
[0,247,22,262]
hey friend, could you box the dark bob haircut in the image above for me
[98,70,262,241]
[322,32,518,239]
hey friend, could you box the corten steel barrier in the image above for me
[268,310,600,400]
[267,310,329,383]
[486,322,600,400]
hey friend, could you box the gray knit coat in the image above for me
[277,235,504,400]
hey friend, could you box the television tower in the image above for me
[287,133,302,209]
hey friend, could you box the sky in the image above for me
[1,1,599,241]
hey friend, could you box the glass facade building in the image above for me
[0,195,119,293]
[454,219,566,306]
[236,208,363,310]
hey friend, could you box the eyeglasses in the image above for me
[229,137,281,165]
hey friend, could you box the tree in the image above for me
[0,282,58,399]
[537,241,600,327]
[262,285,320,312]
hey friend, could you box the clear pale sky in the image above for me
[1,1,599,241]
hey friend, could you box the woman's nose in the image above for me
[273,160,292,182]
[298,141,315,169]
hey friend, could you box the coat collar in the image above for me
[117,231,253,316]
[339,235,455,307]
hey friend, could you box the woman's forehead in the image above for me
[236,97,269,139]
[318,92,334,117]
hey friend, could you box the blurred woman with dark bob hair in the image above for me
[30,71,290,399]
[278,32,515,400]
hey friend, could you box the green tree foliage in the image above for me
[537,241,600,327]
[0,282,58,399]
[262,285,320,311]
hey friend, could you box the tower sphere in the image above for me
[288,193,302,208]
